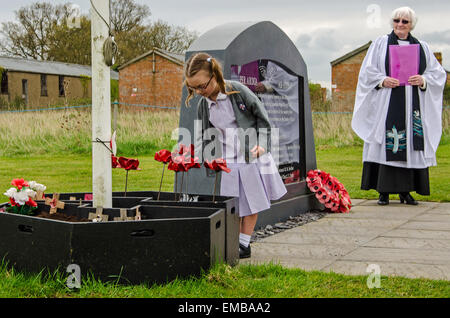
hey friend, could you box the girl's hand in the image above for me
[408,75,424,86]
[251,145,265,158]
[382,77,400,88]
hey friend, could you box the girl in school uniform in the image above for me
[184,52,287,259]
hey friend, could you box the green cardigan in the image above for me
[196,80,272,163]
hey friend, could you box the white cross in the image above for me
[386,125,405,154]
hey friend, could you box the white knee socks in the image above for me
[239,233,251,247]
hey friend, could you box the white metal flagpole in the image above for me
[91,0,112,208]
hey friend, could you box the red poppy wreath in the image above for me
[306,169,352,213]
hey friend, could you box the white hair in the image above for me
[390,6,418,30]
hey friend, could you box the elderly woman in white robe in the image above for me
[352,6,446,205]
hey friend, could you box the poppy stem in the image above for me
[124,170,129,197]
[179,171,185,201]
[186,170,189,198]
[212,172,218,202]
[157,164,165,201]
[174,172,178,201]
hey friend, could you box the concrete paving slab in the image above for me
[288,224,392,237]
[322,261,450,281]
[248,242,357,260]
[246,201,450,281]
[399,221,450,231]
[349,199,367,206]
[382,229,450,240]
[304,217,406,229]
[359,200,439,209]
[324,207,424,220]
[412,213,450,222]
[362,236,450,250]
[423,205,450,215]
[261,231,376,246]
[341,247,450,265]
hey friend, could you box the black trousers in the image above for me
[361,162,430,195]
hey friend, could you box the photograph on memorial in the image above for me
[231,59,302,184]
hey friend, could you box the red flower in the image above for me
[315,187,330,204]
[11,178,29,190]
[118,156,141,170]
[187,156,201,169]
[112,155,121,168]
[9,198,18,207]
[177,143,189,156]
[167,160,180,172]
[154,149,172,164]
[171,155,188,172]
[309,180,322,192]
[204,158,231,173]
[26,197,37,207]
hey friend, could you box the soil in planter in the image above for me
[34,211,91,222]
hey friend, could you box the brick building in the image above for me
[330,42,372,112]
[118,48,184,109]
[0,56,118,108]
[331,42,450,111]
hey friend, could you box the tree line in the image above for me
[0,0,198,69]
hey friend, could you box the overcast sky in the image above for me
[1,0,449,89]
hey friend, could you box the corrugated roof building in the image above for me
[0,56,118,108]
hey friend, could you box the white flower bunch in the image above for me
[3,187,36,206]
[28,181,47,192]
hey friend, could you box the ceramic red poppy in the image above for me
[168,155,188,172]
[111,155,121,168]
[204,158,231,173]
[154,149,172,164]
[187,156,201,169]
[118,156,141,170]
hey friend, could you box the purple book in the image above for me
[389,44,420,86]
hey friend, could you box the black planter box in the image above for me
[0,202,225,285]
[140,194,240,266]
[47,191,240,265]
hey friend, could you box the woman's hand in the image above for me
[251,145,265,158]
[382,77,400,88]
[408,75,424,86]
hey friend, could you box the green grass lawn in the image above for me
[1,143,448,202]
[0,144,449,298]
[1,262,449,298]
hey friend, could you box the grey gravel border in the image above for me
[251,211,327,242]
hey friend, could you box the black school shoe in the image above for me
[239,243,251,259]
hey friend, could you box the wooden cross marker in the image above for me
[135,207,141,221]
[113,208,134,221]
[88,207,109,222]
[35,191,45,201]
[45,193,65,214]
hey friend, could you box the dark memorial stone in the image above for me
[178,21,320,228]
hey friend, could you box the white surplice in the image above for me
[352,35,446,169]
